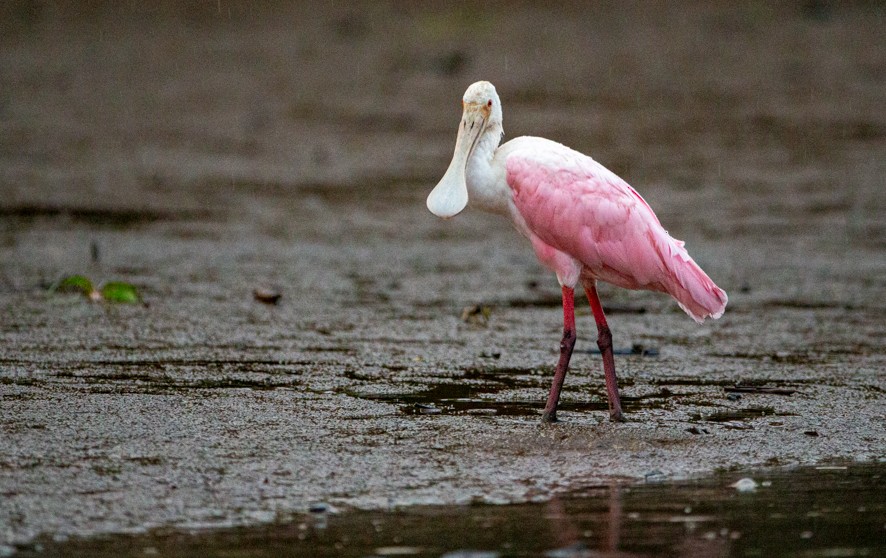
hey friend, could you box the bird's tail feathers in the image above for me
[663,242,728,323]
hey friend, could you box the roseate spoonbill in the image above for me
[427,81,727,423]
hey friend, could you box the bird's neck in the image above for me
[466,123,509,215]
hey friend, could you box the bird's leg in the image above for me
[542,286,576,423]
[584,281,626,422]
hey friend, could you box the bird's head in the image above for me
[427,81,502,219]
[461,80,503,127]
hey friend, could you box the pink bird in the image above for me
[427,81,727,423]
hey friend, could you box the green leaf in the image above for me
[51,275,94,295]
[100,281,141,304]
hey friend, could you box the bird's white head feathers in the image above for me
[462,81,503,127]
[427,81,503,219]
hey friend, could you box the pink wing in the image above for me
[505,142,727,322]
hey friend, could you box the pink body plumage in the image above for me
[501,137,727,323]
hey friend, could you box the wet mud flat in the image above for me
[1,0,885,552]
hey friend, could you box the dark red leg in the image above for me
[542,286,576,423]
[584,281,626,422]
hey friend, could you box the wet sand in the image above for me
[1,1,884,549]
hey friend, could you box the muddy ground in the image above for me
[1,1,884,549]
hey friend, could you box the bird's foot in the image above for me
[541,411,559,424]
[609,409,627,423]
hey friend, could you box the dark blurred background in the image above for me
[1,0,884,321]
[1,1,882,218]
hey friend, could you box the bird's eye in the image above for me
[487,99,492,107]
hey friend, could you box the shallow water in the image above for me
[15,462,884,558]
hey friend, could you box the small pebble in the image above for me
[645,470,667,483]
[414,403,442,415]
[309,502,329,514]
[253,288,282,305]
[731,478,758,492]
[461,304,491,325]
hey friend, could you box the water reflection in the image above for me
[542,484,629,557]
[538,483,731,558]
[15,463,885,557]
